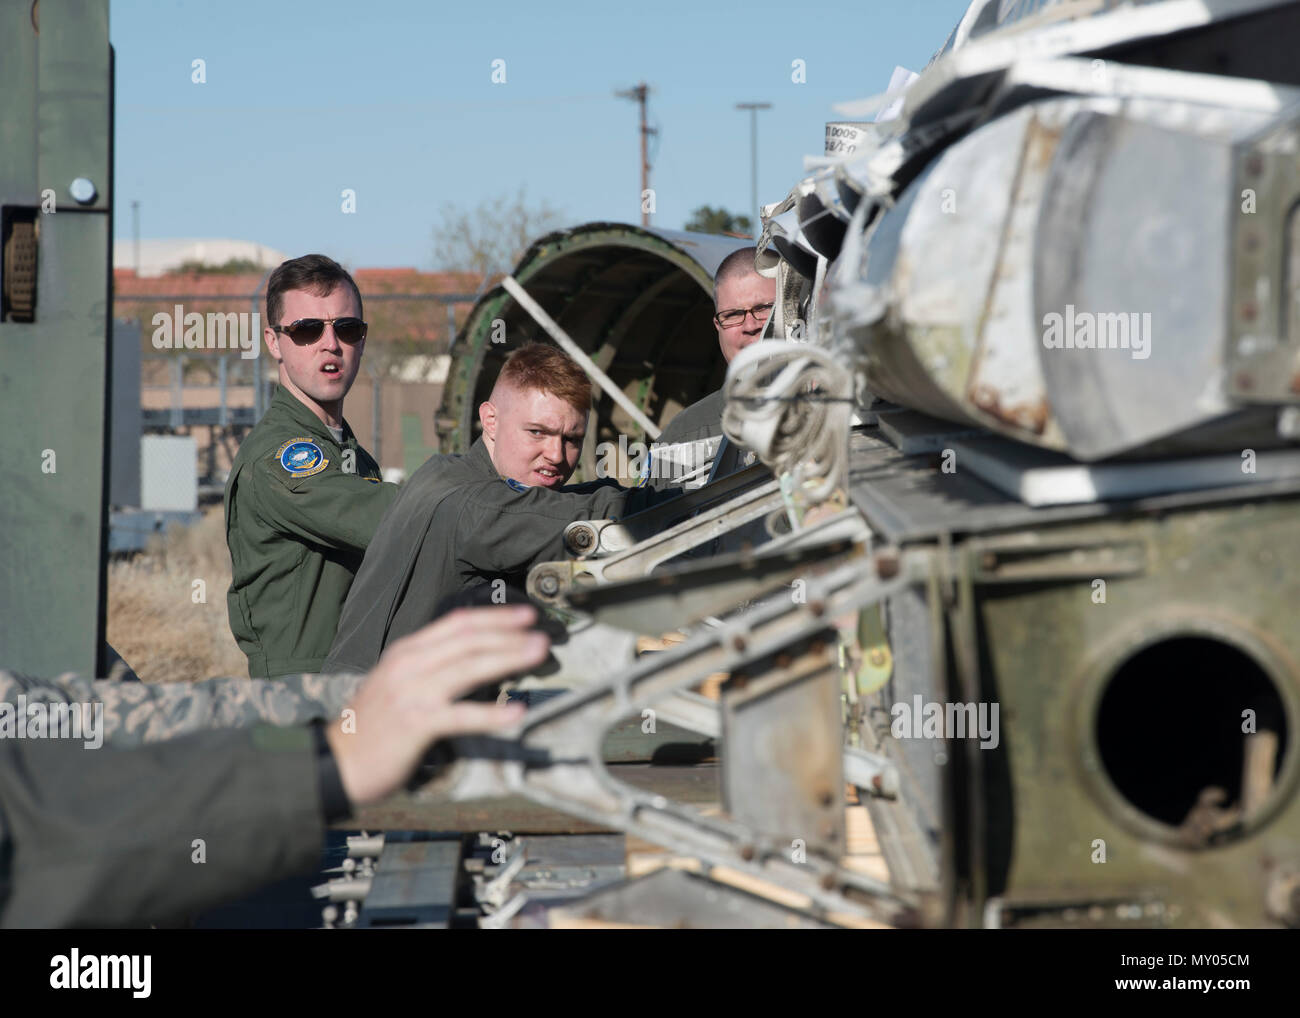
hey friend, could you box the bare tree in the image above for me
[432,188,564,290]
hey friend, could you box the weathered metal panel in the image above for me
[337,763,721,834]
[721,644,847,856]
[354,839,462,929]
[551,866,838,929]
[972,495,1300,926]
[0,0,112,677]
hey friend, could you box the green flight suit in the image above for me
[0,669,355,926]
[656,388,726,448]
[644,389,727,492]
[323,438,675,674]
[224,386,398,678]
[0,713,332,927]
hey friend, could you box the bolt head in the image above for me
[69,177,97,204]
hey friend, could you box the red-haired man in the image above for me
[325,343,670,673]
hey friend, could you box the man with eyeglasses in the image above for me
[645,246,775,490]
[223,254,398,679]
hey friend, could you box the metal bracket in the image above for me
[530,472,785,600]
[422,540,934,926]
[1228,113,1300,402]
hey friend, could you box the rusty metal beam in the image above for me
[336,764,720,834]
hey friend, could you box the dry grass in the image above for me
[106,508,248,683]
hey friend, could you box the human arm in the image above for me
[0,607,547,927]
[454,478,675,576]
[248,453,398,554]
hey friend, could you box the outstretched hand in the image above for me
[326,605,548,805]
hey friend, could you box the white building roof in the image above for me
[113,238,288,278]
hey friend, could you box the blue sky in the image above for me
[111,0,970,269]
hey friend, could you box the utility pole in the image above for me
[131,200,140,273]
[735,102,771,238]
[616,83,656,226]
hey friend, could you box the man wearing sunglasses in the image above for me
[645,246,775,490]
[224,254,398,679]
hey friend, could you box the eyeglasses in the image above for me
[713,303,774,329]
[273,317,368,344]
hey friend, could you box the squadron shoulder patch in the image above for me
[276,438,329,478]
[504,477,530,493]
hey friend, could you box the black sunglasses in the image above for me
[273,316,368,344]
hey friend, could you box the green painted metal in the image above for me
[437,222,747,455]
[0,0,112,678]
[963,497,1300,927]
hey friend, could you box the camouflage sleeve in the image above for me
[0,670,364,748]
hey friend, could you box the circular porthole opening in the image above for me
[1095,636,1288,838]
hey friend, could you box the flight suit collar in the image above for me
[467,437,497,478]
[270,385,356,450]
